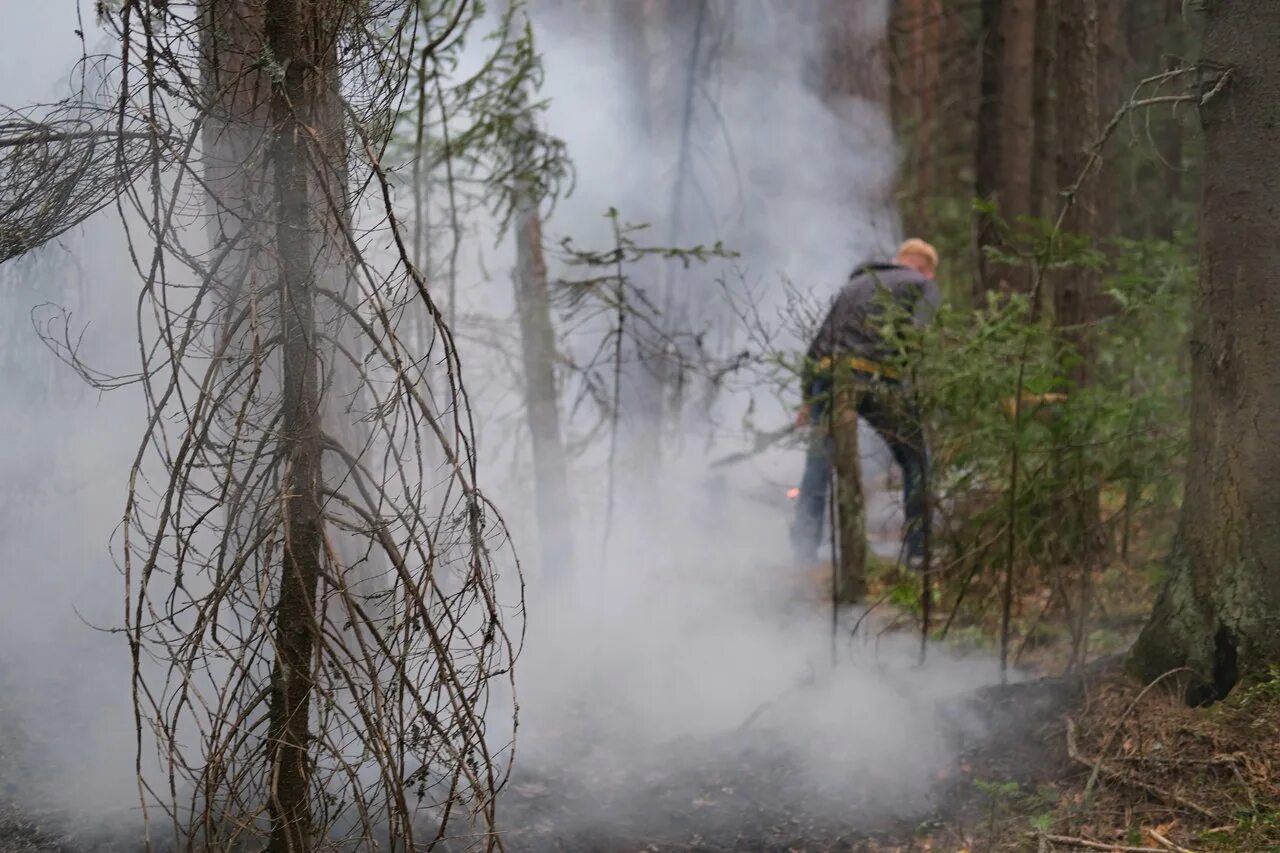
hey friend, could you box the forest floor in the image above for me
[500,552,1280,853]
[501,653,1280,853]
[3,550,1279,851]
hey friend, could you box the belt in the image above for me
[816,355,900,381]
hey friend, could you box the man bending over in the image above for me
[791,239,942,569]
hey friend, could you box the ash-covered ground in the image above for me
[493,667,1084,852]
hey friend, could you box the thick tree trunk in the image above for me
[997,0,1036,214]
[1131,2,1280,704]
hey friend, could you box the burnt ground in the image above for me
[0,669,145,853]
[9,655,1273,852]
[495,665,1093,852]
[0,662,1090,853]
[496,653,1280,852]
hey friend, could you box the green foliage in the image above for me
[553,208,737,315]
[866,211,1194,651]
[973,777,1022,801]
[548,208,738,441]
[1233,665,1280,710]
[388,0,573,233]
[1200,806,1280,852]
[973,777,1062,840]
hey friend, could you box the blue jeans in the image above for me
[791,376,928,565]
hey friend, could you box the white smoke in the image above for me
[458,2,1002,845]
[0,2,1005,847]
[0,5,142,825]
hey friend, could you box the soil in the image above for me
[0,659,1092,853]
[495,663,1098,852]
[6,656,1276,852]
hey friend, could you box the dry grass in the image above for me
[907,666,1280,853]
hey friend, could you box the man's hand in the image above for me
[795,405,811,428]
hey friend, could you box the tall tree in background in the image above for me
[1053,0,1101,371]
[996,0,1037,239]
[891,0,942,233]
[514,199,573,577]
[1050,0,1106,657]
[819,0,895,235]
[974,0,1004,296]
[1131,3,1280,703]
[975,0,1037,296]
[1028,0,1056,221]
[607,0,666,521]
[511,5,573,579]
[1094,0,1127,239]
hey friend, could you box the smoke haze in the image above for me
[0,2,1003,847]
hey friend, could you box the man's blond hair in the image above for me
[896,238,939,270]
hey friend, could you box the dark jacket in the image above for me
[803,262,941,389]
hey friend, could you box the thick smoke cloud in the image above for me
[464,2,1000,844]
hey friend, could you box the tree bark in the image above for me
[974,0,1004,300]
[994,0,1037,292]
[1029,0,1057,221]
[514,195,574,580]
[509,2,573,581]
[998,0,1036,215]
[1054,0,1100,350]
[198,4,312,842]
[890,0,941,234]
[1094,0,1127,241]
[1052,0,1105,578]
[832,376,867,604]
[264,0,326,847]
[1130,2,1280,704]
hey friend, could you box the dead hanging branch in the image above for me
[3,1,529,849]
[0,103,154,261]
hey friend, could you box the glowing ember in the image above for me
[786,487,800,500]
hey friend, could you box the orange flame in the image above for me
[786,487,800,500]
